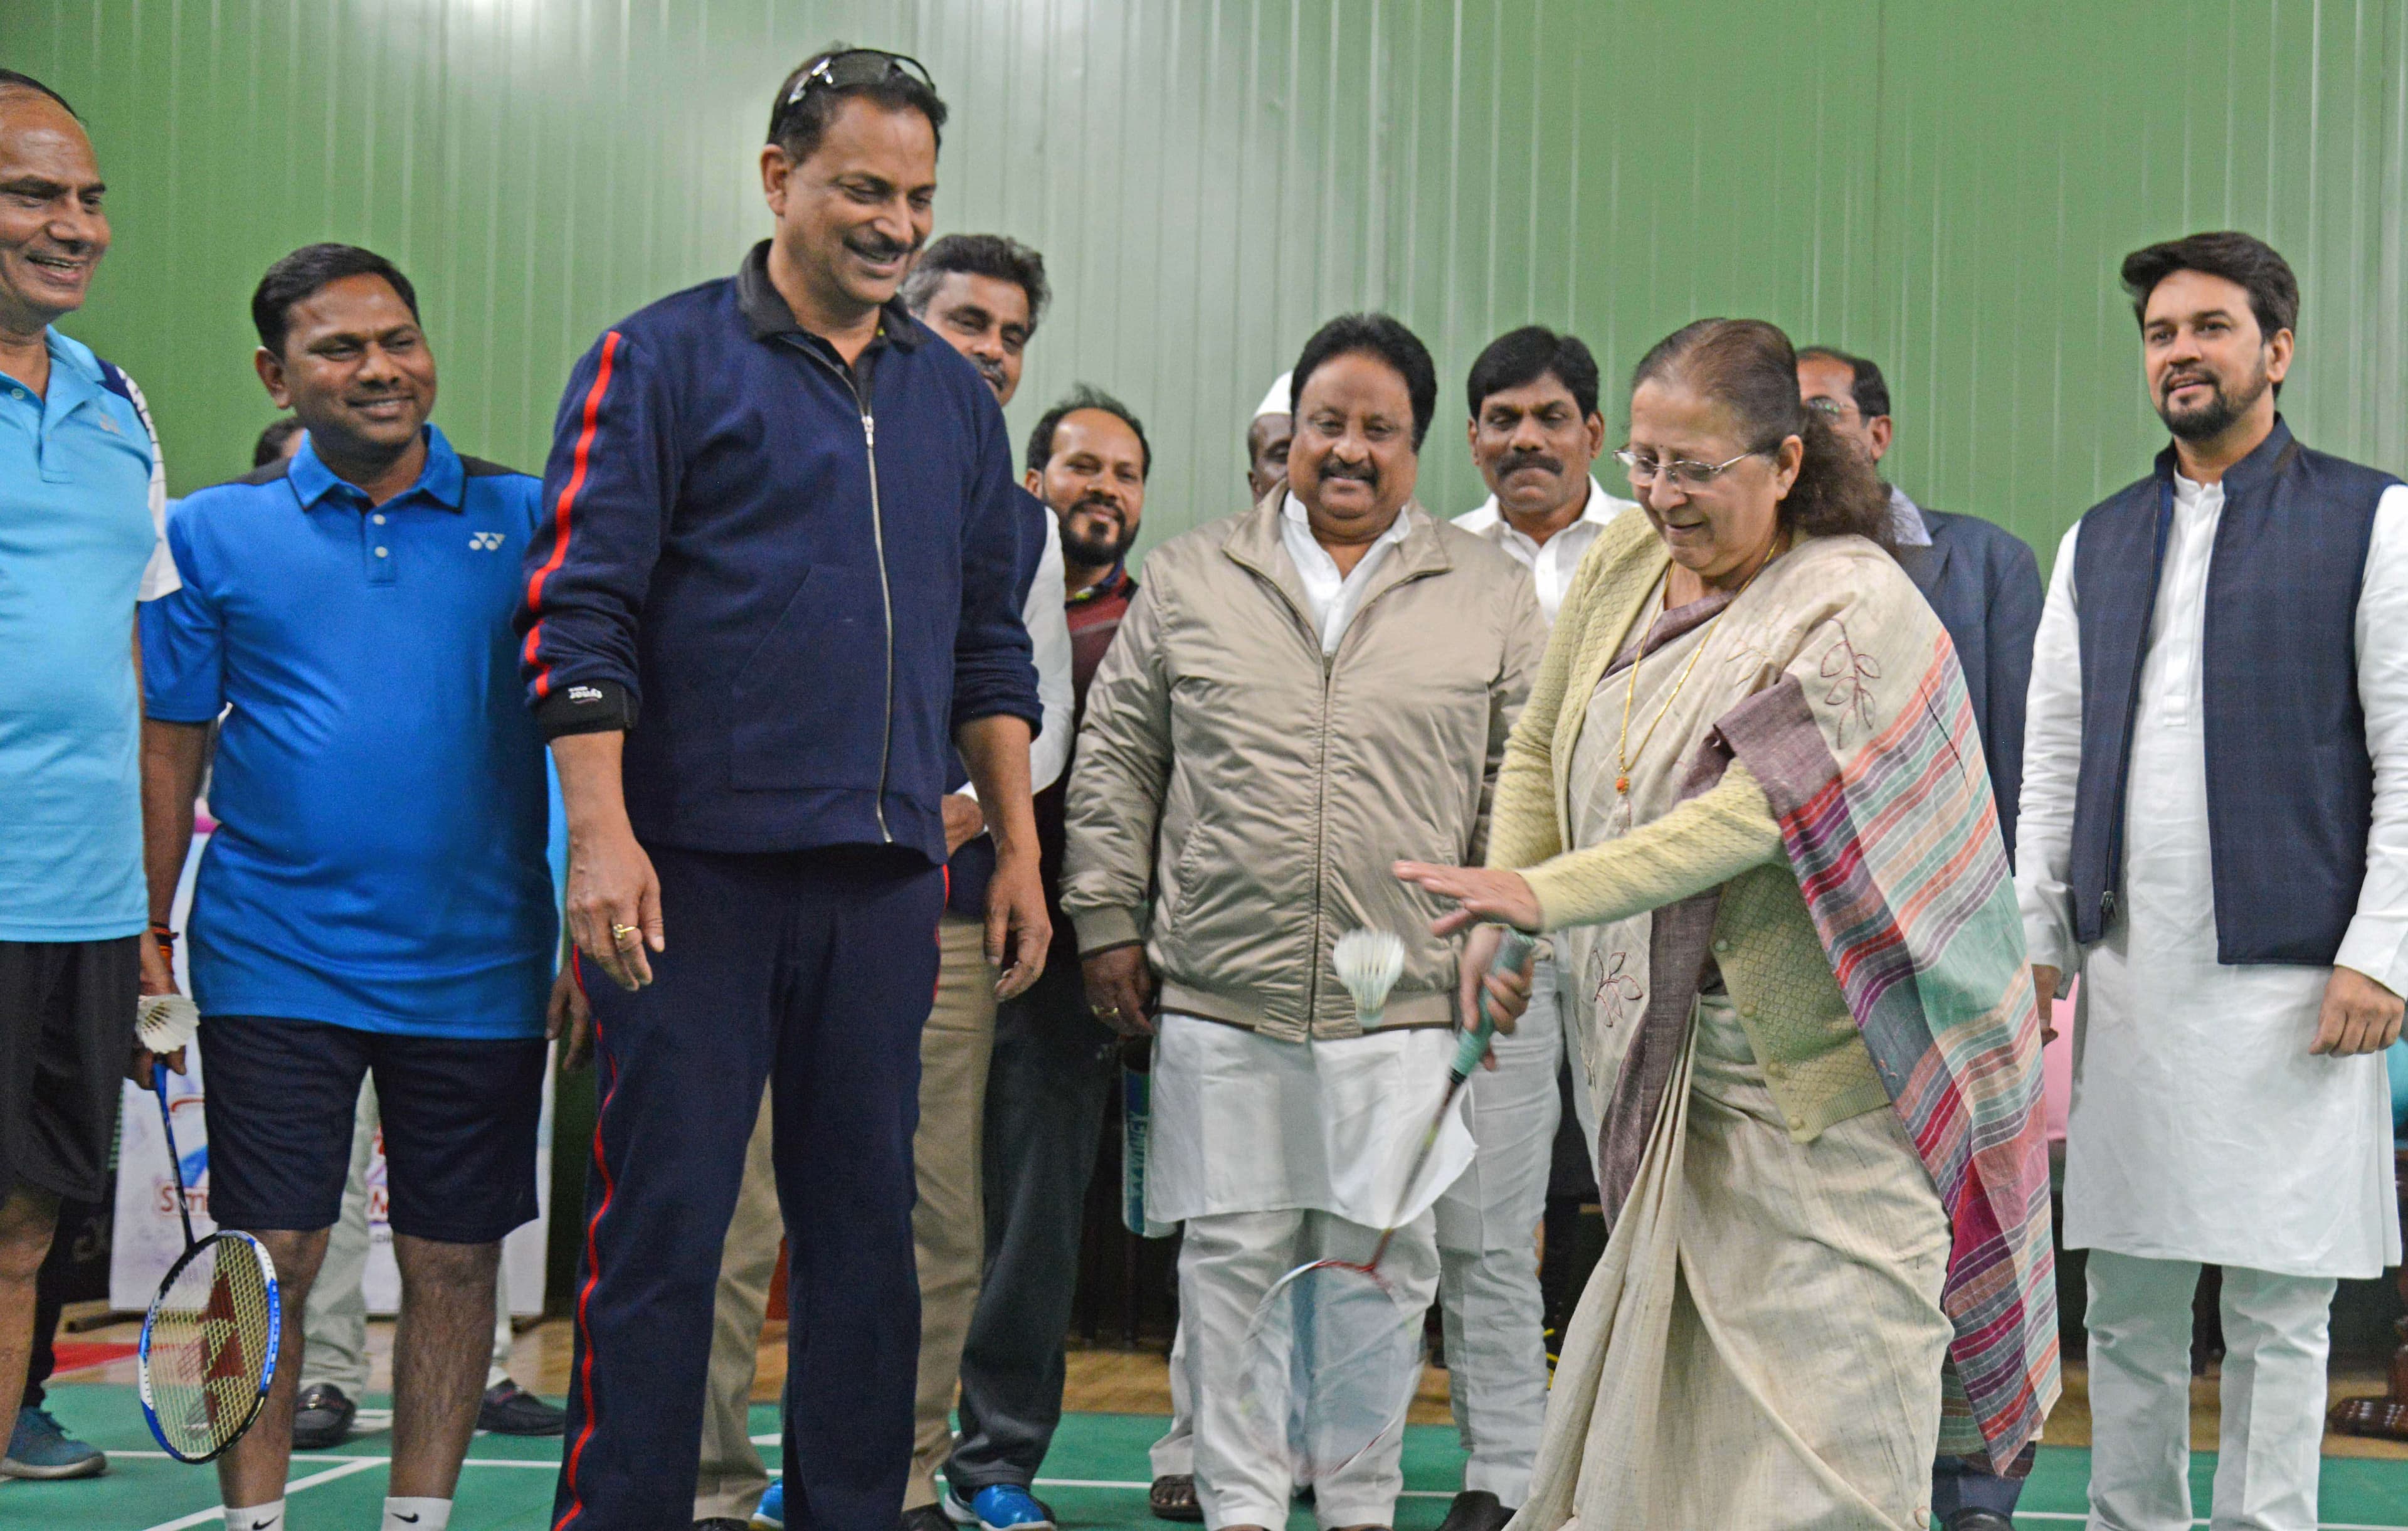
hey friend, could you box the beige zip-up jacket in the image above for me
[1062,494,1548,1041]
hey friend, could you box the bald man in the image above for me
[0,68,182,1468]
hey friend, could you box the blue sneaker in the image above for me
[750,1480,784,1530]
[943,1485,1055,1531]
[3,1405,107,1479]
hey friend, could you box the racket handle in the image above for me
[152,1059,198,1251]
[1452,928,1538,1079]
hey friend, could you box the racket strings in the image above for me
[146,1242,276,1458]
[1242,1259,1426,1483]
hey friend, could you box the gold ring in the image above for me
[1091,1004,1121,1018]
[611,923,641,947]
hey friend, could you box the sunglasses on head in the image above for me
[773,48,936,137]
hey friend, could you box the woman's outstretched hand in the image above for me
[1393,861,1541,936]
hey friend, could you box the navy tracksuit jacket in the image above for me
[517,241,1039,1531]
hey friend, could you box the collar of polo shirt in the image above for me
[284,424,467,512]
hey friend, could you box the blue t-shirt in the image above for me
[141,426,556,1038]
[0,330,177,941]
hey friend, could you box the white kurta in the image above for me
[1148,499,1477,1229]
[1025,515,1076,793]
[2018,477,2408,1279]
[1452,476,1637,625]
[954,514,1074,802]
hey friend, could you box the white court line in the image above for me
[125,1454,2408,1531]
[141,1456,384,1531]
[2005,1518,2406,1530]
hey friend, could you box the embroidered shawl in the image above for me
[1513,516,2059,1468]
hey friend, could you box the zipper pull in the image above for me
[862,413,875,448]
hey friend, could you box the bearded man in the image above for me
[2018,230,2405,1531]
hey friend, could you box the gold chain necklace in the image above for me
[1612,556,1773,797]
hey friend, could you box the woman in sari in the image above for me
[1397,319,2058,1530]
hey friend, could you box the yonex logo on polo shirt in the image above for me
[470,531,507,550]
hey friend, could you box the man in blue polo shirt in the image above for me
[0,68,182,1471]
[141,243,565,1531]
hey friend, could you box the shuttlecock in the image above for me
[136,992,199,1054]
[1333,928,1407,1025]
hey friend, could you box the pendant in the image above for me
[1615,774,1630,795]
[1610,795,1634,835]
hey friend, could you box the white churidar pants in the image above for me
[2084,1250,2336,1531]
[1149,1321,1194,1477]
[1180,1207,1441,1530]
[1432,957,1563,1506]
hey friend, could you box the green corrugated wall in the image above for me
[14,0,2406,564]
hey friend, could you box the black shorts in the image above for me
[201,1014,545,1244]
[0,938,139,1205]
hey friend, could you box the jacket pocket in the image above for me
[1157,820,1215,934]
[727,566,888,790]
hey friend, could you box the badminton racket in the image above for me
[137,1058,282,1463]
[1240,926,1539,1483]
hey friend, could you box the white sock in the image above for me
[382,1498,452,1531]
[225,1502,285,1531]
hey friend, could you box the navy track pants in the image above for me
[550,844,944,1531]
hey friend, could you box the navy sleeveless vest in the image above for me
[2067,417,2402,963]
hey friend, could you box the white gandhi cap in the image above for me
[1253,371,1294,421]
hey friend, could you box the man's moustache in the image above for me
[1497,451,1563,477]
[1323,462,1378,485]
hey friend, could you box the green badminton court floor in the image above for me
[13,1385,2408,1528]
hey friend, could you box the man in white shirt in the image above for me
[1247,371,1294,505]
[2017,231,2405,1531]
[1437,326,1632,1531]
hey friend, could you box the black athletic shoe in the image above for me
[1943,1513,2017,1531]
[1435,1490,1515,1531]
[478,1379,567,1436]
[900,1505,954,1531]
[290,1382,356,1451]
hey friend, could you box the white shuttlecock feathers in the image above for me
[1333,928,1407,1025]
[136,992,201,1054]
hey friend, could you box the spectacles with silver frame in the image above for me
[1612,447,1765,489]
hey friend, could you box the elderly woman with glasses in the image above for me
[1398,319,2059,1530]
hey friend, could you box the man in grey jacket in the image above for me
[1066,313,1544,1531]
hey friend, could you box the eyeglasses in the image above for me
[1612,447,1765,489]
[772,49,937,136]
[1802,395,1854,419]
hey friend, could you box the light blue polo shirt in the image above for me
[140,426,556,1038]
[0,329,177,941]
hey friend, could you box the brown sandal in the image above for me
[1149,1473,1203,1523]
